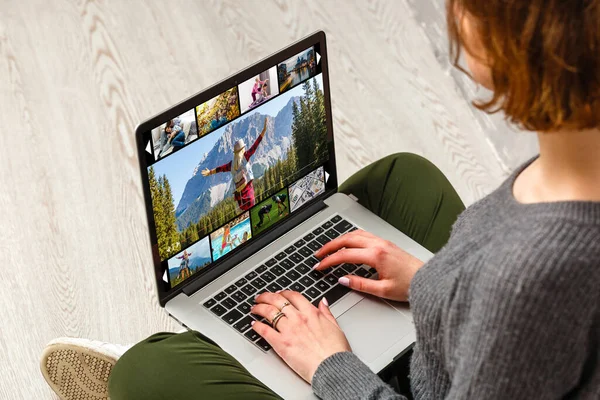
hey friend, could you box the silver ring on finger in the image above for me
[271,311,286,331]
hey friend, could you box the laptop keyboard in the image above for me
[201,215,377,352]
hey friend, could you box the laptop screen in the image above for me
[137,35,335,298]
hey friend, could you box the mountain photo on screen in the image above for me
[149,74,328,261]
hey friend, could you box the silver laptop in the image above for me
[135,31,432,399]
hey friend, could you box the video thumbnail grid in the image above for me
[146,46,327,289]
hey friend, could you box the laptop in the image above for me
[135,31,433,399]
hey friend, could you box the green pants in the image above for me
[108,153,465,399]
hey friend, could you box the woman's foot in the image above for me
[40,337,130,400]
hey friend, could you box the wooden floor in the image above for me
[0,1,536,398]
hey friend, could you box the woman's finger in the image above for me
[338,275,391,298]
[251,320,281,343]
[315,231,377,258]
[317,297,338,326]
[279,290,314,314]
[251,303,293,331]
[316,248,378,270]
[251,303,282,322]
[255,292,298,316]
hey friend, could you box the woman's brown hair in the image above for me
[447,0,600,131]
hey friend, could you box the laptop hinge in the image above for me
[181,196,330,297]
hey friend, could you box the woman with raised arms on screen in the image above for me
[201,117,268,212]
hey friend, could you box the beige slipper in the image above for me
[40,338,130,400]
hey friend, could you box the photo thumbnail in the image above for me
[210,212,252,261]
[277,47,316,93]
[195,87,240,138]
[167,236,212,288]
[289,166,325,212]
[149,74,328,262]
[250,188,290,237]
[151,109,198,160]
[238,67,279,114]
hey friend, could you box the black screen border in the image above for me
[135,31,337,307]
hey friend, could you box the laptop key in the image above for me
[305,286,321,299]
[233,316,255,333]
[265,258,277,267]
[215,291,227,301]
[315,280,331,292]
[299,276,315,287]
[293,239,306,247]
[245,329,261,342]
[237,302,251,314]
[245,271,258,281]
[333,219,354,234]
[312,284,351,307]
[312,227,324,235]
[256,265,268,273]
[324,229,340,240]
[241,284,257,296]
[261,271,276,282]
[330,215,342,223]
[203,298,216,309]
[355,268,370,278]
[342,264,358,274]
[266,282,282,292]
[295,263,310,274]
[235,278,248,287]
[308,270,324,280]
[332,268,347,278]
[256,338,272,351]
[275,252,287,261]
[285,269,301,281]
[231,291,246,303]
[315,235,330,246]
[270,265,285,276]
[306,241,321,252]
[369,267,377,274]
[289,252,304,264]
[224,285,237,294]
[251,278,267,289]
[221,297,237,310]
[303,233,315,241]
[280,259,294,269]
[304,256,319,268]
[210,304,227,317]
[276,276,292,287]
[322,221,333,229]
[222,309,243,325]
[324,274,338,285]
[290,282,305,293]
[349,227,358,232]
[298,246,313,258]
[284,245,296,254]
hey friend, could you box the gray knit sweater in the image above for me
[312,159,600,399]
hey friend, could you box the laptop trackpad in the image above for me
[336,297,412,363]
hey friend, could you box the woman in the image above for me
[41,1,600,399]
[202,117,268,212]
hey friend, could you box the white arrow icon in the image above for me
[316,52,321,65]
[146,140,152,155]
[163,270,168,283]
[324,170,330,183]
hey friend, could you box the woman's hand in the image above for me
[201,168,212,177]
[315,230,424,302]
[252,291,351,383]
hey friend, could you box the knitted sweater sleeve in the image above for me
[312,352,407,400]
[444,250,599,399]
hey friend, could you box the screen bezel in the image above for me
[135,31,337,307]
